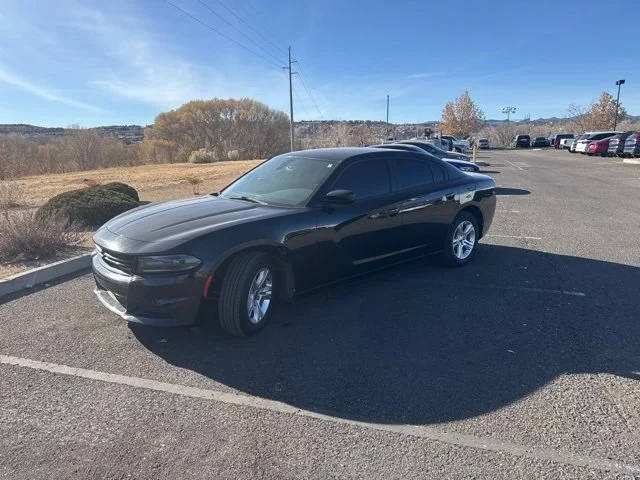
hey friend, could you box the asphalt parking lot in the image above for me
[1,148,640,479]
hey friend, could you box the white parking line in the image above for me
[504,158,524,170]
[487,234,542,240]
[497,210,520,213]
[0,354,633,475]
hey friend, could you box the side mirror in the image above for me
[324,189,355,204]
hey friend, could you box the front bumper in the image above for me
[92,253,202,327]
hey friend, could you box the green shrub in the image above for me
[38,186,139,227]
[188,148,218,164]
[99,182,139,201]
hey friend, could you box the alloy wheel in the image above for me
[452,220,475,259]
[247,267,273,325]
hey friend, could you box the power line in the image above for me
[209,0,288,58]
[294,54,331,119]
[292,84,310,119]
[296,67,324,119]
[196,0,284,66]
[166,1,282,70]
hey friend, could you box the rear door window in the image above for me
[389,157,434,191]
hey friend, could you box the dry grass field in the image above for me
[0,160,262,279]
[13,159,263,207]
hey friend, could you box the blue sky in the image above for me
[0,0,638,127]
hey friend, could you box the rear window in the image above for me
[517,135,530,140]
[589,133,614,140]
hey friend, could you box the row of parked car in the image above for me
[373,139,481,172]
[512,132,640,157]
[512,135,552,148]
[562,131,640,157]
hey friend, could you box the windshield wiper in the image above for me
[227,195,267,205]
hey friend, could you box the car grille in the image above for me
[99,249,137,274]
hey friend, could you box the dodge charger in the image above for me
[92,147,496,336]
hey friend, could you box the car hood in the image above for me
[444,158,478,169]
[95,195,287,252]
[445,153,470,161]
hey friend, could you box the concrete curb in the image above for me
[0,253,92,299]
[622,158,640,165]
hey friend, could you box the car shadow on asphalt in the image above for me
[494,187,530,195]
[130,244,640,425]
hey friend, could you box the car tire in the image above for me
[218,251,275,336]
[441,211,479,267]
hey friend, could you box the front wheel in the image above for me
[441,212,479,266]
[218,252,275,336]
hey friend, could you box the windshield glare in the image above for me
[221,154,337,206]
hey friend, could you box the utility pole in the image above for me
[284,46,297,152]
[386,95,390,139]
[614,79,625,130]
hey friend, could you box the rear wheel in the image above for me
[441,211,479,266]
[218,252,275,336]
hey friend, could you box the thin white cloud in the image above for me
[407,72,442,79]
[0,66,102,112]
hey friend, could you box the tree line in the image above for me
[0,93,635,180]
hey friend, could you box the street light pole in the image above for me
[502,106,516,122]
[614,79,625,130]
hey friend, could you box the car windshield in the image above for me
[220,154,338,207]
[418,143,444,154]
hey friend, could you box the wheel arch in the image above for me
[206,243,295,303]
[460,205,484,238]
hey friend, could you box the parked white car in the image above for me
[477,138,490,149]
[575,131,620,153]
[559,138,574,149]
[441,135,470,153]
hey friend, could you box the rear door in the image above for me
[388,156,461,252]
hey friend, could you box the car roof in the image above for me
[279,147,418,163]
[369,143,425,153]
[276,147,385,163]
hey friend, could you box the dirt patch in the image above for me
[10,160,263,207]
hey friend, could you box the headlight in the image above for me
[460,167,474,172]
[137,254,202,273]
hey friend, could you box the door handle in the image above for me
[397,201,430,213]
[386,207,400,216]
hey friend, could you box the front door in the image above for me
[318,157,408,279]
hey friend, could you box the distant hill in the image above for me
[0,124,145,144]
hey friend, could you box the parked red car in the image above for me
[587,138,611,156]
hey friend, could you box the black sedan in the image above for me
[369,143,480,172]
[92,148,496,336]
[531,137,551,148]
[396,140,471,162]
